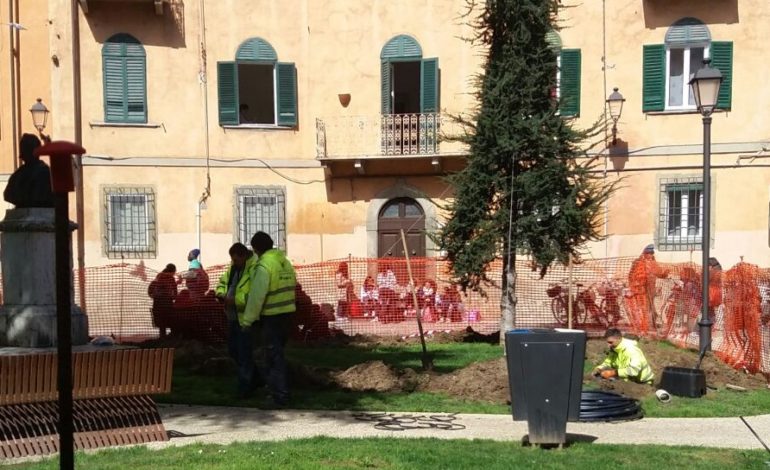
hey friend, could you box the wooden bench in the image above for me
[0,348,174,459]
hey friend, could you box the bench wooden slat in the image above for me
[1,348,174,405]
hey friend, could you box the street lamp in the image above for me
[29,98,50,141]
[689,59,723,356]
[606,87,625,145]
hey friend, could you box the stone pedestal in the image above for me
[0,208,88,347]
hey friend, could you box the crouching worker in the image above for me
[216,242,259,399]
[593,328,654,385]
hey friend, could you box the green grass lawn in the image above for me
[8,438,769,470]
[159,340,770,418]
[642,387,770,418]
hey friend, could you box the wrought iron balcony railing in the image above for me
[315,113,467,159]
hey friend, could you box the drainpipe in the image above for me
[8,0,18,170]
[71,0,85,312]
[601,0,609,260]
[196,0,211,259]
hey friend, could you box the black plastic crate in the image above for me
[659,366,706,398]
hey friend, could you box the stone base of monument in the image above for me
[0,208,88,347]
[0,304,88,347]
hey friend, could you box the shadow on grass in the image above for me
[286,341,502,373]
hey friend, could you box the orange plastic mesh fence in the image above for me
[56,256,770,374]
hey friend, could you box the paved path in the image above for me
[151,404,770,451]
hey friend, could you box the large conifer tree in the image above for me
[437,0,616,333]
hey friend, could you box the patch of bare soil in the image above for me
[160,330,767,404]
[418,357,511,404]
[296,335,767,404]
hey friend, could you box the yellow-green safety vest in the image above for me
[257,249,297,316]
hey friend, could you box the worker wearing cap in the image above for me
[593,328,654,384]
[188,248,202,270]
[626,244,669,333]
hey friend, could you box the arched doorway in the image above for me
[377,197,425,257]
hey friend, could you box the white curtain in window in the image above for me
[110,195,148,247]
[241,195,278,245]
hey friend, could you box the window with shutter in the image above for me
[218,37,298,127]
[380,35,434,117]
[645,20,733,113]
[102,34,147,123]
[544,31,580,117]
[560,49,581,117]
[379,35,443,154]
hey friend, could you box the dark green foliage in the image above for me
[438,0,616,293]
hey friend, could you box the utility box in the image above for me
[504,328,586,445]
[659,366,706,398]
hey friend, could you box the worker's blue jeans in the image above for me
[260,313,292,403]
[227,320,255,397]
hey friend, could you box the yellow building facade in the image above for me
[4,0,770,271]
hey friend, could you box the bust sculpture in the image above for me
[3,133,54,208]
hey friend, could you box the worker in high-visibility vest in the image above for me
[244,231,297,407]
[593,328,655,384]
[215,242,258,399]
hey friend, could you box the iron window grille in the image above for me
[102,186,157,259]
[235,186,286,250]
[657,177,704,251]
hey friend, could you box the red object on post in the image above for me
[33,141,85,193]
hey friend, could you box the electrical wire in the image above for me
[84,155,326,185]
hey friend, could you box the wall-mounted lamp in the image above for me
[606,87,625,145]
[30,98,50,142]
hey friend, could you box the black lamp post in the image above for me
[606,87,625,145]
[688,59,723,355]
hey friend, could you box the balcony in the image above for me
[316,113,469,177]
[79,0,178,15]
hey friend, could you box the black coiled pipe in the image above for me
[579,390,643,422]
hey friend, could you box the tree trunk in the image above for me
[499,250,517,345]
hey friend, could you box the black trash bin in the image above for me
[504,328,586,445]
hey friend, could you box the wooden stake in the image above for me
[400,229,432,370]
[567,255,572,330]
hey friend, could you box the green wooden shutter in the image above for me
[420,58,439,113]
[711,41,733,111]
[380,34,422,60]
[103,56,126,122]
[381,60,392,114]
[236,37,278,62]
[559,49,581,117]
[276,62,297,127]
[217,61,238,125]
[642,44,665,112]
[102,34,146,123]
[125,56,147,123]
